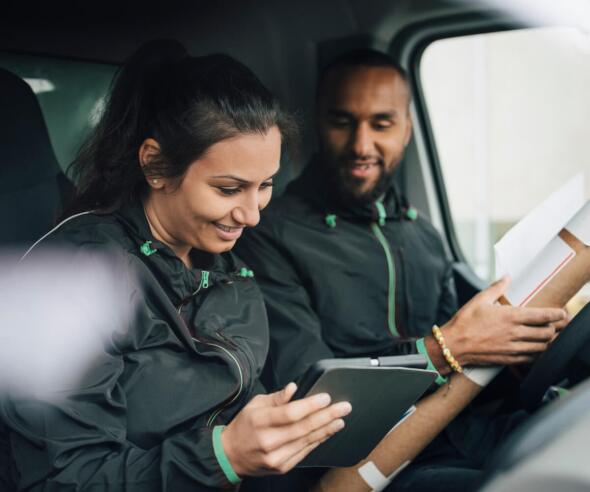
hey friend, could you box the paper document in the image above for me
[494,174,589,306]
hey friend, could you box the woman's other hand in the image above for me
[221,382,351,477]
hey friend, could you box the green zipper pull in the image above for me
[238,267,254,278]
[406,206,418,221]
[200,270,210,289]
[140,240,157,256]
[325,213,337,229]
[375,201,387,227]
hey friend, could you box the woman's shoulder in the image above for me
[27,211,132,255]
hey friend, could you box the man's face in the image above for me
[318,66,412,203]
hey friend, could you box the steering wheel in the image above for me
[520,301,590,412]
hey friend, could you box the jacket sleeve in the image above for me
[1,252,235,492]
[436,261,459,327]
[235,223,335,391]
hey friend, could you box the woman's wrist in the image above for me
[217,424,243,482]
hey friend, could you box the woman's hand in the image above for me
[221,382,351,477]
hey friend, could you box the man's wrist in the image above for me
[416,338,448,385]
[423,335,452,375]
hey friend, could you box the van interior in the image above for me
[1,1,590,490]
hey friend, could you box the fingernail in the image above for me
[338,401,352,415]
[333,419,345,431]
[314,393,331,406]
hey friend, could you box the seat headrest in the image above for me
[0,68,61,194]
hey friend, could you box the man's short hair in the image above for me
[316,49,410,104]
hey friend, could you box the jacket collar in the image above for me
[112,200,242,305]
[287,155,413,224]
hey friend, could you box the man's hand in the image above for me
[221,383,352,477]
[427,276,568,371]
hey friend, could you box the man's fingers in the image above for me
[514,325,556,343]
[554,313,572,331]
[471,354,536,366]
[477,276,510,303]
[512,307,567,325]
[511,341,551,354]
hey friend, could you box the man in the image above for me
[235,50,564,491]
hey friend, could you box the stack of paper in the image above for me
[494,174,590,307]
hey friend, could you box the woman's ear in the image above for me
[139,138,164,189]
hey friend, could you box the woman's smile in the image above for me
[213,222,245,241]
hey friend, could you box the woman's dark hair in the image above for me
[68,39,296,214]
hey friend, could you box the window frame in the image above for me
[388,12,553,273]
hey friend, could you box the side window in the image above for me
[0,53,116,173]
[420,26,590,312]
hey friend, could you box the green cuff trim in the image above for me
[212,425,241,485]
[416,338,448,386]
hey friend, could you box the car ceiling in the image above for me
[0,0,493,168]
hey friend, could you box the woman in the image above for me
[1,40,351,491]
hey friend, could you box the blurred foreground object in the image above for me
[0,248,134,399]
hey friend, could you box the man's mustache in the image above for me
[343,155,384,167]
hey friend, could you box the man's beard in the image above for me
[327,158,398,207]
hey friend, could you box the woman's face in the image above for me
[143,126,281,256]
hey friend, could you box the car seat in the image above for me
[0,67,74,256]
[0,66,76,491]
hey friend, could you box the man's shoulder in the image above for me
[400,211,447,252]
[257,189,324,233]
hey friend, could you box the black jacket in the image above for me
[235,159,457,390]
[2,202,269,491]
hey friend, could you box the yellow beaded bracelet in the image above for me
[432,325,463,374]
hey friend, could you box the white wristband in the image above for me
[462,366,502,387]
[358,460,410,492]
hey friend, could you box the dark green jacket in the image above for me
[2,202,268,491]
[235,160,457,390]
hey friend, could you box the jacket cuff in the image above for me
[415,338,448,386]
[212,425,242,485]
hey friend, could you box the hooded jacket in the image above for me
[235,159,457,390]
[1,202,268,491]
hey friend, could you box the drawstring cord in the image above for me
[375,201,387,227]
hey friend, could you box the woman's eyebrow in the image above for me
[210,174,250,184]
[210,172,279,184]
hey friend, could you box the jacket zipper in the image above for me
[371,201,399,338]
[204,343,244,427]
[177,270,245,427]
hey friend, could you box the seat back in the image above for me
[0,68,74,254]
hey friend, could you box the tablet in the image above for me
[293,354,428,400]
[294,356,437,468]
